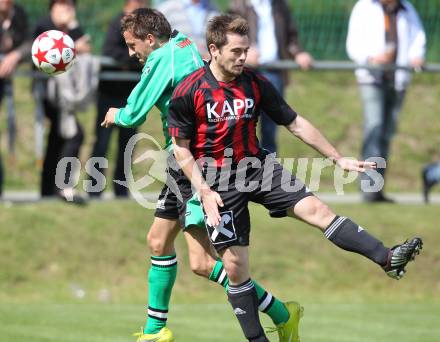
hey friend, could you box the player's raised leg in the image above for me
[289,196,422,279]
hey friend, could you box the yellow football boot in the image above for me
[133,327,174,342]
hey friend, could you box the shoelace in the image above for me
[133,327,144,340]
[391,240,415,265]
[385,239,422,279]
[132,328,163,342]
[266,325,285,337]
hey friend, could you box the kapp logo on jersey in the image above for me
[206,98,254,122]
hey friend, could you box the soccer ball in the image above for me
[32,30,76,75]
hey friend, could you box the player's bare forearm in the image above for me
[172,137,223,226]
[286,115,376,172]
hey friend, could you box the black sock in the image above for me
[228,279,269,342]
[324,216,390,266]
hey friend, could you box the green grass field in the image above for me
[1,303,439,341]
[0,201,439,341]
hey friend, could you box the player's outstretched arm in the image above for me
[172,137,224,227]
[286,115,376,172]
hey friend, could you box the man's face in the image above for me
[0,0,13,14]
[380,0,398,8]
[123,30,154,65]
[210,33,249,79]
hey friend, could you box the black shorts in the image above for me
[203,154,313,252]
[154,155,200,229]
[154,155,187,220]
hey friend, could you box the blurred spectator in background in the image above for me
[155,0,218,59]
[347,0,426,203]
[0,0,28,78]
[422,161,440,203]
[229,0,313,154]
[0,0,29,197]
[86,0,146,199]
[34,0,91,203]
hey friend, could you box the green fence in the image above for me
[288,0,440,61]
[17,0,440,61]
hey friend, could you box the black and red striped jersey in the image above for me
[168,64,297,166]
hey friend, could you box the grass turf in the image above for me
[0,201,439,341]
[0,303,439,341]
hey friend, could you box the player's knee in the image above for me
[224,266,242,284]
[147,234,164,255]
[146,219,178,256]
[321,204,336,223]
[189,258,211,278]
[309,199,334,221]
[188,248,216,277]
[147,231,171,256]
[222,258,246,284]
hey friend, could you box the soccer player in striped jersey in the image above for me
[101,8,299,342]
[169,14,423,342]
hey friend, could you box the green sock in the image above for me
[208,257,229,288]
[208,259,289,325]
[144,254,177,334]
[253,280,289,325]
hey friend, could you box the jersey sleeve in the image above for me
[168,91,195,140]
[256,72,297,125]
[115,52,171,128]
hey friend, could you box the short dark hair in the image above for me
[121,8,171,42]
[206,15,249,51]
[49,0,76,9]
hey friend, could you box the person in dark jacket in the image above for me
[86,0,146,198]
[0,0,30,197]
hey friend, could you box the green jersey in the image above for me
[114,31,204,149]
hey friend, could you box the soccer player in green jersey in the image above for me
[101,8,302,342]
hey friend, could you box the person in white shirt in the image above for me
[346,0,426,202]
[155,0,218,59]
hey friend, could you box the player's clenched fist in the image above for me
[101,107,119,128]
